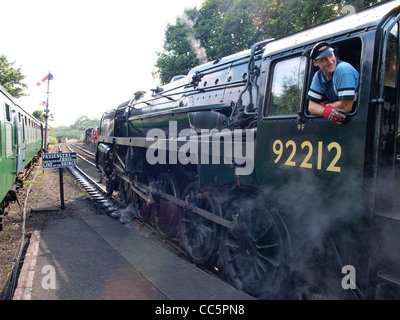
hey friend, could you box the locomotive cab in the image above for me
[252,4,400,298]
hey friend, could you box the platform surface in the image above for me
[14,214,254,300]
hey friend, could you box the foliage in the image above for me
[0,55,27,99]
[154,0,385,84]
[34,111,99,141]
[154,8,201,84]
[32,110,46,122]
[49,136,59,146]
[52,115,101,140]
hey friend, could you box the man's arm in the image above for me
[308,99,353,116]
[328,100,354,113]
[308,100,325,116]
[308,100,351,124]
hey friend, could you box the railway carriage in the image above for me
[96,1,400,299]
[0,84,45,227]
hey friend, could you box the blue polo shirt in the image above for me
[307,60,359,103]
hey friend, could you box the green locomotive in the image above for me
[96,1,400,299]
[0,84,46,229]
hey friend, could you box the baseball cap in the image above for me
[311,42,334,60]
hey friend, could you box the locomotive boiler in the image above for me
[96,1,400,299]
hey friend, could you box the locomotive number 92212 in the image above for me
[272,139,342,173]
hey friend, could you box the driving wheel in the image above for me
[154,173,181,239]
[220,198,291,298]
[180,182,220,264]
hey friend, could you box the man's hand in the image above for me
[322,105,346,124]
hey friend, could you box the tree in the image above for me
[70,115,100,131]
[155,8,201,84]
[154,0,385,84]
[0,55,27,99]
[32,110,46,122]
[52,115,101,140]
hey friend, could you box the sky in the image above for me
[1,0,204,127]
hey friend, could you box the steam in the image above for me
[254,167,366,298]
[180,13,208,64]
[112,202,136,227]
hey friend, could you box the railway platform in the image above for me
[12,205,254,301]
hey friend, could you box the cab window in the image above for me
[265,56,306,117]
[306,37,362,115]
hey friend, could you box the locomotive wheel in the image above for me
[154,173,181,239]
[105,177,116,196]
[220,199,291,299]
[180,183,220,265]
[136,197,155,222]
[135,175,154,222]
[119,179,133,207]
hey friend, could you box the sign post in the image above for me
[59,167,65,210]
[37,72,53,152]
[41,152,77,210]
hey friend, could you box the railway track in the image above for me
[61,142,125,219]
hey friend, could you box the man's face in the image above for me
[314,52,337,78]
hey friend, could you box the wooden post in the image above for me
[59,167,65,210]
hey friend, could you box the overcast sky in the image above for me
[1,0,204,127]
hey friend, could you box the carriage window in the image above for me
[266,56,306,117]
[5,104,12,122]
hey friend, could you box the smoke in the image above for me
[112,202,136,226]
[180,13,208,64]
[252,166,368,298]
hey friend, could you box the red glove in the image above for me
[322,105,346,124]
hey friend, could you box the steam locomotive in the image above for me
[96,1,400,299]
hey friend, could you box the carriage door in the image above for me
[16,113,25,174]
[373,18,400,213]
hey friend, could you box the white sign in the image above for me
[42,152,77,168]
